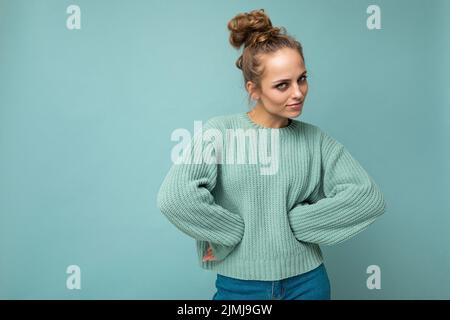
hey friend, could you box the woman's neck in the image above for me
[247,105,290,128]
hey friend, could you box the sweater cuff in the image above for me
[209,242,239,261]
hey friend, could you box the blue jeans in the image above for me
[212,263,331,300]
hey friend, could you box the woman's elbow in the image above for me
[156,189,178,217]
[370,184,387,218]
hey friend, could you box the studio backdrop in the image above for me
[1,0,449,299]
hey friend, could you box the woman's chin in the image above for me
[288,109,302,118]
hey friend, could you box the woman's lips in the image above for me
[287,101,303,110]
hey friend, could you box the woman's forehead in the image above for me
[264,57,305,80]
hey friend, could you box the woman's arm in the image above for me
[157,118,244,260]
[288,130,387,246]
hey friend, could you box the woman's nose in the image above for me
[292,83,304,99]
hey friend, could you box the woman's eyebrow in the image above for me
[272,70,307,84]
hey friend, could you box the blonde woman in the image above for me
[157,8,386,300]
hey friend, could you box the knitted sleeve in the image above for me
[288,130,386,246]
[156,117,245,260]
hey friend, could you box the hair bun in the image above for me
[246,26,286,47]
[227,9,275,49]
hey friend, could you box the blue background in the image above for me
[1,0,449,299]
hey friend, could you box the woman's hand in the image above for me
[202,243,216,262]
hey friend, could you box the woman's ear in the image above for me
[246,81,260,101]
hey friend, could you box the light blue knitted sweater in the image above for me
[157,112,386,281]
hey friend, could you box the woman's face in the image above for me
[248,47,308,120]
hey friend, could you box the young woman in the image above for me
[157,8,386,300]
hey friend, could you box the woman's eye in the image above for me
[276,76,308,90]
